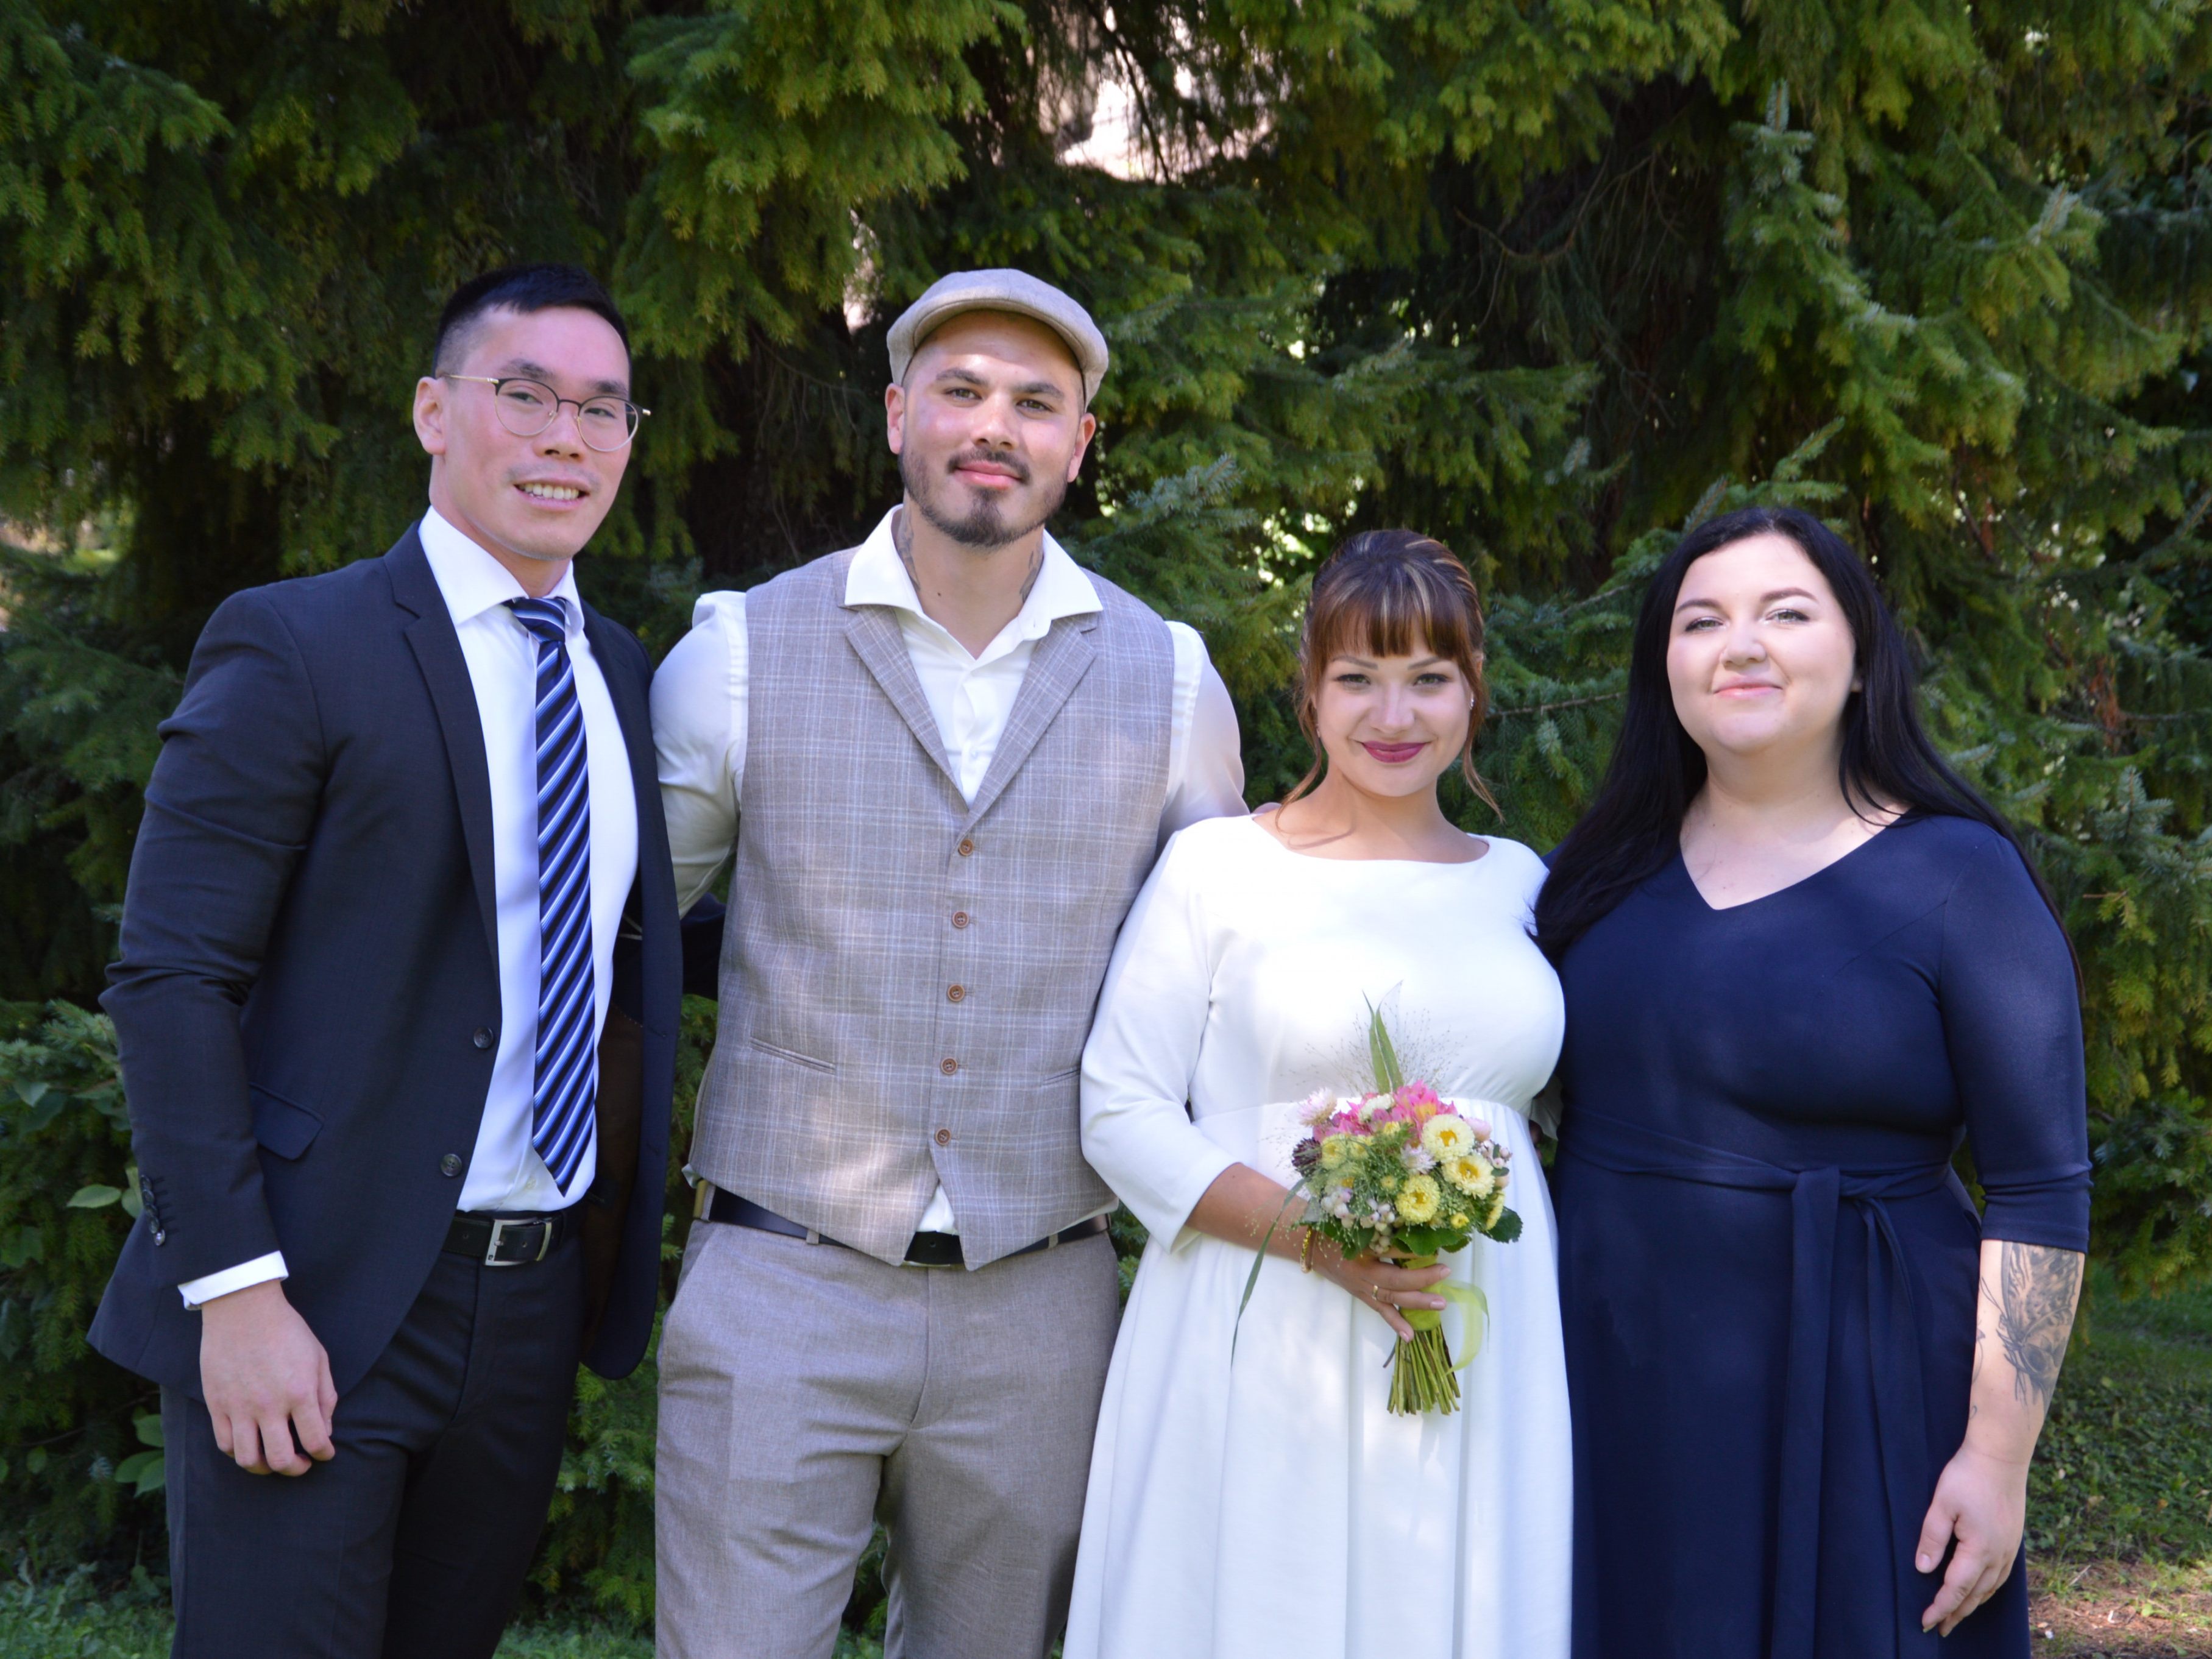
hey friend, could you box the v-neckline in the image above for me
[1675,819,1901,914]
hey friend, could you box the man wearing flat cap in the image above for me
[650,271,1245,1655]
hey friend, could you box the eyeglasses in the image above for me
[442,375,651,452]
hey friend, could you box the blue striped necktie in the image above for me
[506,596,595,1194]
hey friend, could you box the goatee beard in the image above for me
[901,448,1066,550]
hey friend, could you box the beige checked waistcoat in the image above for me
[689,545,1177,1267]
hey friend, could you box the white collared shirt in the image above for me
[177,508,639,1308]
[651,506,1247,1233]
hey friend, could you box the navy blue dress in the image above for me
[1552,814,2091,1659]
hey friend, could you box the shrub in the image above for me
[0,1001,156,1574]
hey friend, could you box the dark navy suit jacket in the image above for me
[88,526,681,1396]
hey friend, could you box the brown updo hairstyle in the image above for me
[1283,529,1498,813]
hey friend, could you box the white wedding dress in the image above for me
[1065,814,1572,1659]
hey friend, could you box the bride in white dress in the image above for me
[1063,531,1572,1659]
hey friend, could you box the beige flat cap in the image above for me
[887,269,1109,404]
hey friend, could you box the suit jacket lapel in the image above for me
[386,529,501,977]
[842,606,962,792]
[583,604,668,883]
[962,612,1099,827]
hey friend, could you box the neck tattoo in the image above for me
[895,507,1047,608]
[894,509,921,591]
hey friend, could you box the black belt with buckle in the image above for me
[444,1207,576,1267]
[705,1189,1107,1267]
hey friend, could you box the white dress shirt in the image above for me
[652,505,1246,1233]
[178,508,639,1307]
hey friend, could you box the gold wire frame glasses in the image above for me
[442,375,650,452]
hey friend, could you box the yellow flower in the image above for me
[1381,1175,1401,1194]
[1450,1213,1470,1228]
[1420,1114,1473,1161]
[1319,1134,1354,1169]
[1441,1155,1494,1198]
[1397,1173,1442,1223]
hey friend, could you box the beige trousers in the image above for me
[655,1217,1121,1659]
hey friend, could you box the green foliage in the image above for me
[2,0,2211,1622]
[523,992,715,1625]
[0,1569,764,1658]
[0,1002,151,1572]
[2030,1269,2212,1562]
[0,1568,171,1659]
[0,540,177,1004]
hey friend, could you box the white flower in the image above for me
[1400,1145,1436,1173]
[1441,1154,1495,1199]
[1420,1113,1475,1161]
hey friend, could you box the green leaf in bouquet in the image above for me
[1365,1000,1405,1094]
[1395,1223,1466,1256]
[1434,1280,1491,1368]
[1485,1208,1525,1244]
[1230,1184,1308,1360]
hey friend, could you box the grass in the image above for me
[6,1274,2211,1657]
[0,1571,885,1659]
[2027,1270,2212,1655]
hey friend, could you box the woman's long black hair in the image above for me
[1532,504,2065,963]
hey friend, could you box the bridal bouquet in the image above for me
[1241,1005,1520,1416]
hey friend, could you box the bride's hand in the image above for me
[1311,1239,1450,1340]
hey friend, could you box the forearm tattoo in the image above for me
[1980,1243,2083,1410]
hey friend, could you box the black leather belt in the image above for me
[444,1208,576,1267]
[705,1189,1107,1267]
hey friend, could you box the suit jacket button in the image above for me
[472,1027,494,1050]
[441,1153,463,1178]
[152,1228,166,1246]
[935,1128,953,1147]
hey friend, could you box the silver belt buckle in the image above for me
[484,1216,551,1267]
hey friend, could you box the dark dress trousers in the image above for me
[1552,814,2091,1659]
[87,526,680,1658]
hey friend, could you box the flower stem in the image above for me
[1388,1325,1461,1415]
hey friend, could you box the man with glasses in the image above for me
[88,264,681,1659]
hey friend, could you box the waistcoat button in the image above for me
[440,1153,463,1178]
[957,838,975,857]
[947,985,966,1003]
[951,911,970,930]
[935,1128,953,1146]
[940,1058,959,1075]
[471,1027,494,1050]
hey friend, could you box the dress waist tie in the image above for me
[1559,1109,1955,1659]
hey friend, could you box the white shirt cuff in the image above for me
[177,1251,289,1309]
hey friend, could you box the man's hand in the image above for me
[197,1280,337,1476]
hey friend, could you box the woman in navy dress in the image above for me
[1538,506,2090,1659]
